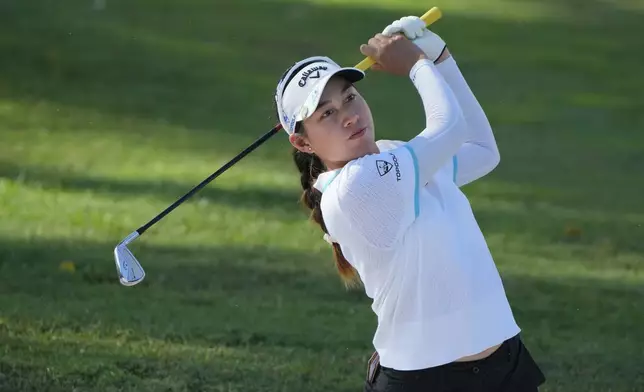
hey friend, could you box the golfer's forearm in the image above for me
[406,58,467,184]
[436,56,500,184]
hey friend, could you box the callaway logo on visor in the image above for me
[299,65,328,87]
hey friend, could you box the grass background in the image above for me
[1,0,643,390]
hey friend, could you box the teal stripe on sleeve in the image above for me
[403,145,420,218]
[321,171,340,192]
[452,155,458,183]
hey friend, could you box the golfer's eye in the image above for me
[321,108,335,119]
[345,93,356,103]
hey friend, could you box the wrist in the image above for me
[433,47,451,64]
[408,56,435,82]
[407,53,429,74]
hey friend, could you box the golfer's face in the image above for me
[302,76,374,164]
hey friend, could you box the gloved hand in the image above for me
[381,16,447,63]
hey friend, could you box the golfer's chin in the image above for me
[346,130,378,159]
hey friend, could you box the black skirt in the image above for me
[364,334,546,392]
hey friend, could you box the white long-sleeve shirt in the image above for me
[438,55,500,186]
[313,58,519,371]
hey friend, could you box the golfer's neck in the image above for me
[324,143,379,171]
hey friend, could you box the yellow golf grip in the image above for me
[354,7,442,71]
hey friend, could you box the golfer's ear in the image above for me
[289,133,311,153]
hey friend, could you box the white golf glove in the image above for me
[381,16,447,63]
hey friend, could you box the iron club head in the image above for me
[114,231,145,286]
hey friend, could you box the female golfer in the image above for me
[274,16,546,392]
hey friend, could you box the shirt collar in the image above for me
[312,141,398,193]
[313,169,342,193]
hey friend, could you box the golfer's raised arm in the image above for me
[330,57,468,250]
[436,55,500,186]
[405,58,468,185]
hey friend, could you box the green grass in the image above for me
[1,0,643,390]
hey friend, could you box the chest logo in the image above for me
[376,160,393,176]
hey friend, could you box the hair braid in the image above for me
[291,126,360,288]
[275,64,360,288]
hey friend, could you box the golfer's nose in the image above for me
[343,112,359,128]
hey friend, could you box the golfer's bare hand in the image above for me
[360,33,427,76]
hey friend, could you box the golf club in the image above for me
[114,6,443,286]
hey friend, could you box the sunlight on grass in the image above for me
[0,178,314,249]
[0,99,299,188]
[497,251,644,284]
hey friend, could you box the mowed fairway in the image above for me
[1,0,643,391]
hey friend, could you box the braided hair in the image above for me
[276,62,360,288]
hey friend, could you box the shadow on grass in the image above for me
[1,0,642,149]
[1,236,643,390]
[2,0,643,231]
[2,0,643,229]
[0,337,351,392]
[4,155,643,264]
[0,236,373,349]
[502,272,644,392]
[0,235,350,296]
[0,0,425,144]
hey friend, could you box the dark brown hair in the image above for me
[291,123,360,288]
[276,63,360,288]
[275,60,360,288]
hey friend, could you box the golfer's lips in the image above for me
[349,127,367,140]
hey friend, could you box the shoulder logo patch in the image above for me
[376,160,393,177]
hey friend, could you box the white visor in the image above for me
[275,56,365,135]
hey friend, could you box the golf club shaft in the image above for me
[134,6,442,236]
[136,124,282,235]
